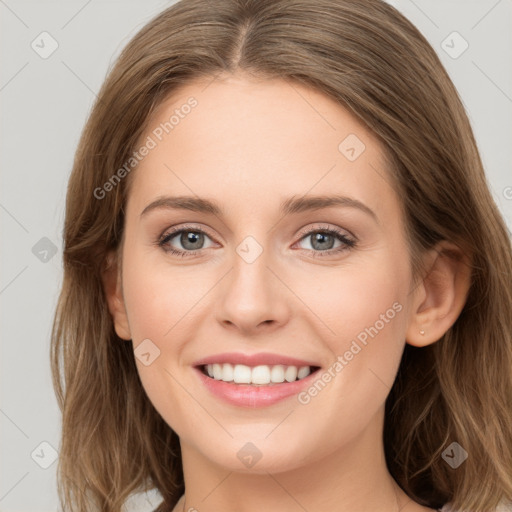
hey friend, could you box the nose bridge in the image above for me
[229,234,274,307]
[215,232,289,332]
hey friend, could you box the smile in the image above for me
[192,352,323,407]
[200,363,319,386]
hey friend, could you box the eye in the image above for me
[294,225,356,257]
[157,225,216,257]
[156,223,357,259]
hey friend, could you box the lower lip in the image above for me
[193,367,320,408]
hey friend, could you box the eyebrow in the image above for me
[140,194,378,222]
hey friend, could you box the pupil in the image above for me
[312,233,334,250]
[181,231,203,250]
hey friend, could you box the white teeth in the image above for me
[203,363,313,385]
[297,366,311,379]
[285,366,298,382]
[251,365,271,384]
[222,363,234,382]
[233,364,252,383]
[270,365,285,383]
[212,363,222,380]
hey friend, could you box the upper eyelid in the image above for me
[296,223,356,240]
[160,223,217,242]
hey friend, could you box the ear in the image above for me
[101,249,132,341]
[406,241,471,347]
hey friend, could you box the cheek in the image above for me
[120,253,209,426]
[307,252,409,390]
[121,244,205,342]
[306,254,408,341]
[281,259,408,454]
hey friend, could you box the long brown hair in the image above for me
[50,0,512,511]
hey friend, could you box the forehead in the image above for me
[126,73,395,219]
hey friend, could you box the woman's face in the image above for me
[110,72,422,473]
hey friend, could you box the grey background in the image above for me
[1,1,510,511]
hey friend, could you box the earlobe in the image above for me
[406,241,472,348]
[101,249,132,341]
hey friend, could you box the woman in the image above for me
[50,1,512,511]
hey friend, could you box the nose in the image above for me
[215,245,291,336]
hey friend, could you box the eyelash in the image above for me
[156,223,357,259]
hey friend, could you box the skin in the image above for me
[103,71,471,512]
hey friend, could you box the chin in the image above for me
[193,431,323,475]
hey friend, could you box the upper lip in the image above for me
[193,352,321,368]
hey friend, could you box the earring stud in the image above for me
[419,329,425,335]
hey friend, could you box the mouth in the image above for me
[197,363,322,386]
[192,352,323,407]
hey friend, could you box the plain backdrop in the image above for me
[1,1,511,511]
